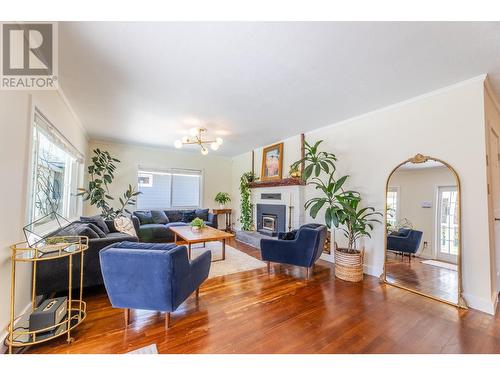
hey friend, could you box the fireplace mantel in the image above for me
[248,178,305,189]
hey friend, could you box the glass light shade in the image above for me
[210,142,219,151]
[201,148,209,156]
[181,136,189,143]
[174,140,183,149]
[189,127,199,137]
[216,137,223,145]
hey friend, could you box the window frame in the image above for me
[386,186,400,228]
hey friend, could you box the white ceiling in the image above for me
[59,22,500,156]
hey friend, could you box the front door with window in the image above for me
[437,186,459,264]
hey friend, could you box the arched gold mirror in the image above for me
[382,154,467,308]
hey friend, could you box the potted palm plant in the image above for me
[334,193,382,282]
[214,192,231,209]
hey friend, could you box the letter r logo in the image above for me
[2,23,53,76]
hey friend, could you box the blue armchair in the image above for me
[387,228,423,262]
[260,224,327,278]
[99,241,211,328]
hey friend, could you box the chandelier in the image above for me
[174,128,223,155]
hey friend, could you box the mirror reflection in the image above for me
[385,157,461,305]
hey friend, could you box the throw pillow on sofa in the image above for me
[75,224,100,239]
[114,216,138,237]
[134,211,154,225]
[195,209,209,221]
[151,210,169,224]
[181,210,197,223]
[86,223,107,238]
[80,215,110,234]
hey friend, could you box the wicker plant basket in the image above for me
[334,243,364,282]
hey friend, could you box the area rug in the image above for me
[190,242,266,278]
[127,343,158,354]
[421,259,458,271]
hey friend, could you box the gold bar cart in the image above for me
[6,236,88,354]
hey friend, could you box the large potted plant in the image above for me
[291,140,381,282]
[334,193,382,282]
[77,148,140,219]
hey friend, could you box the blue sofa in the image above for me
[260,224,327,278]
[99,241,211,328]
[131,209,218,243]
[387,228,423,262]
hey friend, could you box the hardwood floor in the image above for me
[385,252,458,304]
[28,239,500,354]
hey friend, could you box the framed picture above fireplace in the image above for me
[261,142,283,181]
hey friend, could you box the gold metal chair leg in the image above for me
[165,312,171,329]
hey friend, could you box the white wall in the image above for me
[389,166,456,259]
[85,140,233,228]
[231,76,495,314]
[0,90,88,349]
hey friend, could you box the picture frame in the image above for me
[261,142,284,181]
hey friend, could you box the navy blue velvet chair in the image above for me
[260,224,327,278]
[99,241,211,328]
[387,228,423,262]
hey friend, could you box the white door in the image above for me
[489,128,500,291]
[437,186,459,264]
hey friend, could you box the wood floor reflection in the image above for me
[385,252,458,304]
[28,239,500,354]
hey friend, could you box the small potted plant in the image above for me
[214,192,231,209]
[334,193,382,282]
[190,217,206,232]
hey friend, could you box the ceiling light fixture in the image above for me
[174,128,224,156]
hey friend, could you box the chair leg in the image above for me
[267,261,271,274]
[306,266,312,279]
[124,308,131,326]
[165,312,170,329]
[195,288,200,300]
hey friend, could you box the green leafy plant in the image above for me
[239,171,258,231]
[77,149,141,220]
[291,140,353,229]
[336,194,382,253]
[214,192,231,205]
[190,217,206,229]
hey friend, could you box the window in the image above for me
[28,110,84,235]
[386,187,399,229]
[136,168,202,210]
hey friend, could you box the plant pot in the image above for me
[191,226,203,232]
[334,246,364,282]
[219,204,225,209]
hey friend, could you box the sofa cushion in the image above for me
[106,232,136,240]
[195,209,209,221]
[80,215,110,234]
[134,211,154,225]
[151,210,169,224]
[109,241,177,251]
[181,210,197,223]
[138,223,171,240]
[165,210,183,223]
[86,223,107,238]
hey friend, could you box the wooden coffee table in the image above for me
[170,226,235,261]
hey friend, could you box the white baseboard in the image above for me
[463,293,497,315]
